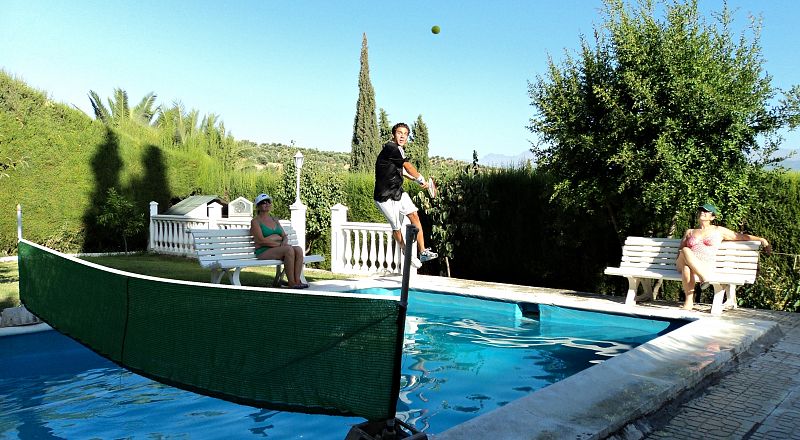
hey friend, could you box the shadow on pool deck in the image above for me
[311,275,800,440]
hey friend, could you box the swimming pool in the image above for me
[0,289,682,439]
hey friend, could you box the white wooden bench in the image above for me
[604,236,762,315]
[189,221,324,287]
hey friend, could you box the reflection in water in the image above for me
[390,296,665,433]
[1,294,673,438]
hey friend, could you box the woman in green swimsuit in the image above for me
[250,193,307,289]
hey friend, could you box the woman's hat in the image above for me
[699,203,719,215]
[254,193,272,205]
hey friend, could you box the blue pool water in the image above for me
[0,289,682,439]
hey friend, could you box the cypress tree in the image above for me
[407,115,430,175]
[378,108,392,143]
[350,33,380,173]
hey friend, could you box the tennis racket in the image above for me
[426,177,437,198]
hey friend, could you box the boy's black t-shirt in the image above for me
[373,141,409,202]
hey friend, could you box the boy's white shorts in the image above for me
[374,193,418,231]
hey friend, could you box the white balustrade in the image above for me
[216,219,250,230]
[331,219,416,276]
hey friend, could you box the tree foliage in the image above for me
[278,160,346,255]
[0,155,27,179]
[97,187,145,252]
[529,0,799,239]
[406,115,431,176]
[349,33,380,173]
[416,151,489,276]
[89,88,159,126]
[378,108,392,143]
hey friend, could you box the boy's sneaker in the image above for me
[409,256,422,269]
[419,249,438,262]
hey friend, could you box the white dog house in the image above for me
[162,195,226,218]
[228,196,254,218]
[148,195,243,255]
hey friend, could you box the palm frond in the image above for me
[109,88,130,122]
[132,92,159,125]
[88,90,111,123]
[187,109,200,138]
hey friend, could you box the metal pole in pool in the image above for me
[399,223,418,307]
[17,204,22,241]
[345,224,427,439]
[388,224,417,429]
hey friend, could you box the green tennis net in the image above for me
[17,240,403,421]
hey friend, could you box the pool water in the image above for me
[0,289,681,439]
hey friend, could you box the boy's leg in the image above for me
[392,229,404,249]
[407,211,426,253]
[376,199,406,248]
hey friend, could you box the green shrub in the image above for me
[97,188,145,252]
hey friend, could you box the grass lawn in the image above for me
[0,260,19,310]
[0,253,350,310]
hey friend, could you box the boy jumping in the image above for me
[373,122,437,268]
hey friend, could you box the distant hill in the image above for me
[477,149,800,171]
[775,149,800,171]
[479,150,535,168]
[779,158,800,171]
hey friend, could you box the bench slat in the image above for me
[619,265,756,274]
[199,254,259,262]
[604,266,755,283]
[195,244,256,252]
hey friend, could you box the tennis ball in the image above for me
[431,25,440,34]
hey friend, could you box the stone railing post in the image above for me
[208,202,222,230]
[148,201,158,251]
[330,204,349,273]
[290,201,308,252]
[17,204,23,241]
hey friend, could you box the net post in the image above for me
[17,204,22,241]
[400,224,418,307]
[389,224,417,415]
[346,227,428,439]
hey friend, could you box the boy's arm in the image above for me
[402,162,428,188]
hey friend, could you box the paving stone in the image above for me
[772,340,800,355]
[749,422,800,440]
[647,407,756,439]
[642,308,800,440]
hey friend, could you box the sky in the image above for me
[1,0,798,164]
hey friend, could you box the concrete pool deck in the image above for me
[311,275,800,439]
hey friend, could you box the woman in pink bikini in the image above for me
[676,203,771,310]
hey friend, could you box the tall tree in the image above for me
[528,0,799,239]
[406,115,431,176]
[378,108,392,143]
[350,33,380,173]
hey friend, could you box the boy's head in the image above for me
[392,123,410,146]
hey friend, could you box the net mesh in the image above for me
[18,240,402,420]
